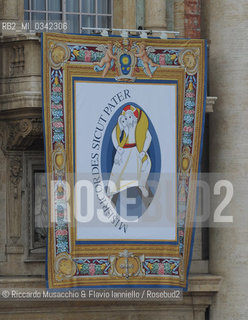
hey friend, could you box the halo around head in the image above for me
[121,105,139,118]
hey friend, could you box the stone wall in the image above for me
[203,0,248,319]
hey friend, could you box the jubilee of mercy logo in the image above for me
[91,92,161,226]
[107,105,152,198]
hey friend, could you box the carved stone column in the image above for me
[174,0,185,36]
[204,0,248,319]
[145,0,167,30]
[123,0,136,29]
[113,0,136,29]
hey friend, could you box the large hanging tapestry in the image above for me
[42,32,207,289]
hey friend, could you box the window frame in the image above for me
[23,152,47,262]
[24,0,113,33]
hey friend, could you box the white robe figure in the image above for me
[107,106,152,198]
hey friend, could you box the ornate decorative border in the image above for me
[42,33,206,289]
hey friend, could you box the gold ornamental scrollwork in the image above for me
[179,49,200,75]
[109,250,145,279]
[48,41,71,69]
[54,253,77,281]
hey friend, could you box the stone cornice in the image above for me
[0,107,42,120]
[0,92,42,111]
[0,33,40,44]
[187,274,222,293]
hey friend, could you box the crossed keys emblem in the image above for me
[109,250,145,279]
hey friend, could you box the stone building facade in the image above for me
[0,0,247,319]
